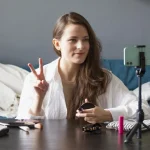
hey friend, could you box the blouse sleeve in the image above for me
[16,73,44,119]
[104,74,150,121]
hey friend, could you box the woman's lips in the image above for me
[75,53,84,55]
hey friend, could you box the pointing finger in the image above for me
[39,58,43,74]
[85,98,89,103]
[39,58,45,81]
[76,112,95,117]
[28,63,38,78]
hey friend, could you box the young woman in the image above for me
[17,12,150,123]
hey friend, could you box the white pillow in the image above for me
[133,82,150,101]
[0,81,17,110]
[0,63,29,95]
[0,81,20,118]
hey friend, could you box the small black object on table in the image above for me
[78,102,102,134]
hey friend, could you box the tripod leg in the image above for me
[142,123,150,130]
[137,122,150,139]
[137,124,141,139]
[124,123,140,143]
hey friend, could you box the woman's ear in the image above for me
[52,38,61,51]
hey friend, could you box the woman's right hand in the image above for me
[28,58,49,100]
[27,58,49,115]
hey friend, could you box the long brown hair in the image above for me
[53,12,111,119]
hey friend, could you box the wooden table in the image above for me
[0,119,150,150]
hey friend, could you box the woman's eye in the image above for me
[69,39,76,42]
[83,38,89,42]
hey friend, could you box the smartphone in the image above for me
[124,45,150,66]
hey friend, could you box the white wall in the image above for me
[0,0,150,66]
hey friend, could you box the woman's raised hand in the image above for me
[28,58,49,99]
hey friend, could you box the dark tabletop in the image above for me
[0,119,150,150]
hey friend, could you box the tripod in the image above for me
[124,51,150,143]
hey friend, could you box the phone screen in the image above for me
[124,46,150,66]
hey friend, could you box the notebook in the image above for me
[106,119,150,131]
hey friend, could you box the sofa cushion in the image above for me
[0,63,29,95]
[102,59,150,90]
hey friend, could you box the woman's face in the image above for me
[55,24,90,65]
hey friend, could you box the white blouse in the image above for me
[17,58,150,120]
